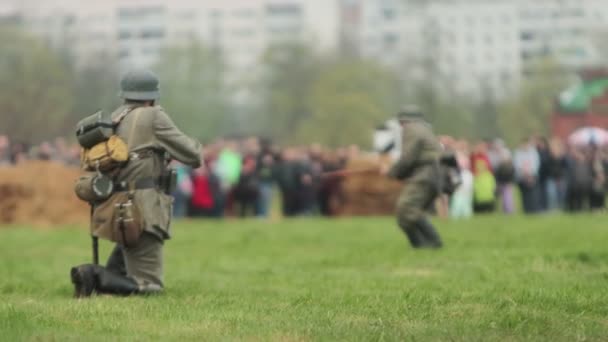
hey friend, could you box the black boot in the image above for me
[70,264,140,297]
[70,264,96,298]
[416,219,443,248]
[105,246,127,276]
[403,227,425,248]
[93,265,140,296]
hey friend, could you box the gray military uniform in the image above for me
[389,108,443,249]
[106,104,201,291]
[71,69,201,297]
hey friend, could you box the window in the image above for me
[266,4,301,16]
[575,47,587,57]
[145,6,165,16]
[571,28,582,36]
[233,8,255,18]
[142,47,159,55]
[596,12,604,22]
[520,31,534,41]
[117,8,136,19]
[382,7,396,20]
[233,28,255,38]
[118,30,131,40]
[210,9,223,19]
[176,11,197,20]
[62,15,75,26]
[140,27,165,39]
[384,32,398,47]
[118,49,130,59]
[569,8,584,17]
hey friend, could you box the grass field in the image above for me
[1,215,608,341]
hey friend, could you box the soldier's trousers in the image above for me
[396,179,442,248]
[106,232,164,293]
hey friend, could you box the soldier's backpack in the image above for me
[76,108,139,173]
[75,107,145,247]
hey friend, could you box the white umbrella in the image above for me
[568,127,608,146]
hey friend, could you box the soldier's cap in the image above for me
[397,105,424,120]
[119,69,160,101]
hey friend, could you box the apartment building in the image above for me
[13,0,338,72]
[342,0,608,99]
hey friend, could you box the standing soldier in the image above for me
[71,69,202,296]
[384,105,443,249]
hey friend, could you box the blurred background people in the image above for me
[514,137,541,214]
[566,147,592,212]
[492,140,516,214]
[255,148,276,218]
[545,138,568,211]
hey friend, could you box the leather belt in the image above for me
[114,177,159,192]
[129,149,158,161]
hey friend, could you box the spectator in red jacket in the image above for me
[470,141,493,176]
[190,165,216,217]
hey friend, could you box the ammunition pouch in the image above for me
[91,192,144,247]
[160,168,177,195]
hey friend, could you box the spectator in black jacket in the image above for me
[276,148,299,217]
[293,150,319,216]
[566,148,592,212]
[589,146,606,211]
[536,137,551,212]
[545,138,569,211]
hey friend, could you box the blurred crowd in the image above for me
[443,136,607,218]
[0,135,81,166]
[1,132,606,219]
[170,138,360,218]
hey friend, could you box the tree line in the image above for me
[0,26,570,147]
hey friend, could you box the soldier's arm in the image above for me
[388,125,421,179]
[153,109,202,168]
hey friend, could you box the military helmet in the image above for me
[119,69,160,101]
[397,105,423,120]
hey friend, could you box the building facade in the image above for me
[12,0,338,72]
[341,0,608,100]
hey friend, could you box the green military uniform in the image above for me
[389,106,443,249]
[71,70,201,297]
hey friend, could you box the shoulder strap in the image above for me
[112,107,136,126]
[127,108,143,148]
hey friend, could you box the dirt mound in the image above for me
[334,155,402,216]
[0,161,88,226]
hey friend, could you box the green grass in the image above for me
[1,215,608,341]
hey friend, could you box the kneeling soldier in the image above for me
[71,69,201,296]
